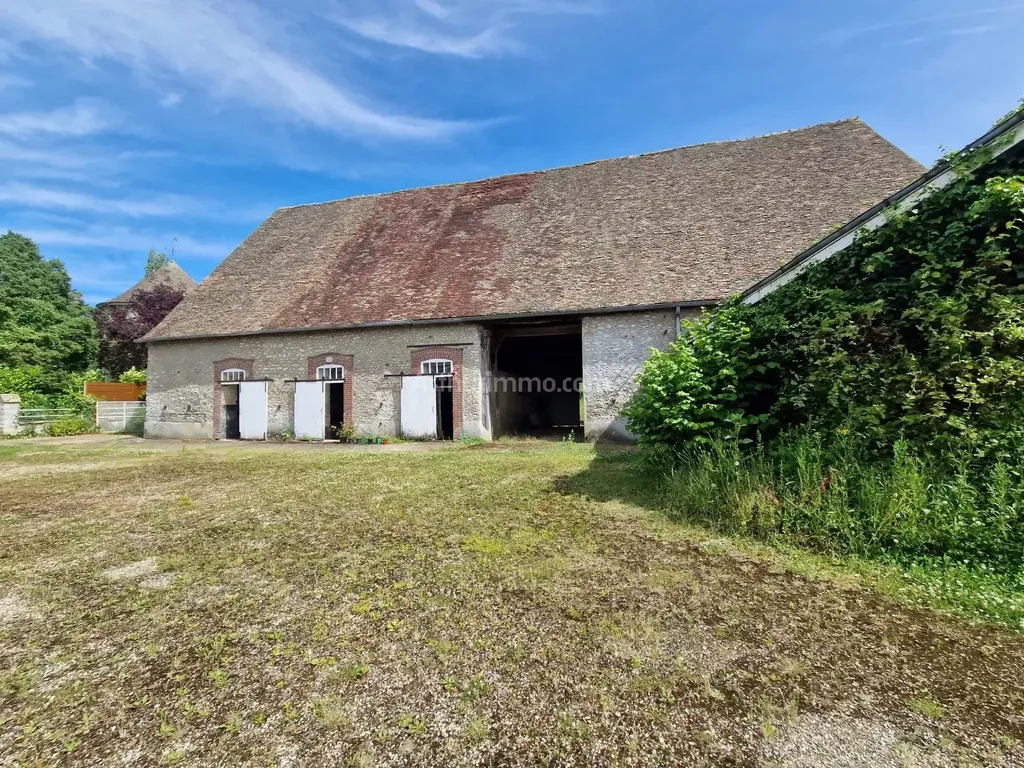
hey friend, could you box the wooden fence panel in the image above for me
[84,382,146,401]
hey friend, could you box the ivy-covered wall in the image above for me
[627,143,1024,458]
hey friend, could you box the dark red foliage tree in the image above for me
[96,284,185,376]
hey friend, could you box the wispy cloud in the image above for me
[334,0,599,58]
[897,24,1003,45]
[0,73,31,91]
[0,0,473,140]
[64,257,140,291]
[412,0,452,20]
[946,24,1002,36]
[825,4,1024,45]
[0,139,92,168]
[0,98,115,138]
[0,182,271,221]
[339,18,513,58]
[0,138,106,182]
[20,225,235,259]
[0,183,182,217]
[0,136,189,185]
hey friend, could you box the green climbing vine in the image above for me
[625,138,1024,583]
[628,147,1024,458]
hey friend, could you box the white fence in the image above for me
[96,401,146,434]
[16,408,78,434]
[16,407,77,424]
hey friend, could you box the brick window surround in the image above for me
[411,346,464,439]
[307,353,354,429]
[213,358,254,438]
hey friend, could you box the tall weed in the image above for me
[661,431,1024,574]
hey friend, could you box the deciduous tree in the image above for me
[97,284,185,375]
[0,231,97,370]
[145,248,169,276]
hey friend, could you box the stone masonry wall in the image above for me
[582,309,699,441]
[146,323,487,440]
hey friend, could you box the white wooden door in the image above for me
[293,381,326,440]
[239,381,268,440]
[401,375,437,439]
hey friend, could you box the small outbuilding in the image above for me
[142,120,923,441]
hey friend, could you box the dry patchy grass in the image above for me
[0,441,1022,767]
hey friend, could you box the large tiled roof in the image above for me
[146,119,922,341]
[101,261,196,306]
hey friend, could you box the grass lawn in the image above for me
[1,440,1022,767]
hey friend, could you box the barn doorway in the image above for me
[325,382,345,437]
[421,360,455,440]
[220,368,247,439]
[317,365,346,439]
[488,321,583,439]
[435,375,454,440]
[223,383,241,439]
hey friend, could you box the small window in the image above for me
[221,369,246,383]
[421,359,453,376]
[316,364,345,381]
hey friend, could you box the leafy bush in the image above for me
[330,424,357,442]
[15,391,50,409]
[628,151,1024,458]
[626,135,1024,577]
[118,366,147,384]
[45,417,98,437]
[0,364,99,417]
[624,303,775,446]
[0,364,66,399]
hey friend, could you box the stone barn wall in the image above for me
[146,323,488,440]
[581,309,699,442]
[147,309,706,442]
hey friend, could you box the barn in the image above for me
[142,119,922,441]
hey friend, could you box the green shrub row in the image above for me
[0,364,99,416]
[44,417,99,437]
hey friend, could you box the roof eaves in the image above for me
[143,298,721,343]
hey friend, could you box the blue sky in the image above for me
[0,0,1021,305]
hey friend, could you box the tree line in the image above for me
[0,231,185,407]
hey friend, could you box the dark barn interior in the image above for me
[326,382,344,437]
[223,384,240,440]
[489,322,583,439]
[436,376,455,440]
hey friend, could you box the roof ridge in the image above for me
[98,260,196,306]
[275,118,864,213]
